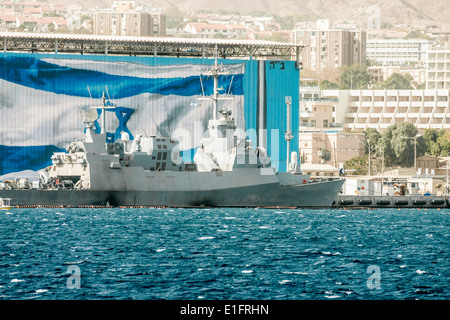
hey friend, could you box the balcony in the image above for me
[299,97,339,102]
[386,101,397,107]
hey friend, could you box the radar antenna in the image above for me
[197,45,234,120]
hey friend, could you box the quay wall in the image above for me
[334,195,449,208]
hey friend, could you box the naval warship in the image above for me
[0,58,344,207]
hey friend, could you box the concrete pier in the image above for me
[333,195,449,208]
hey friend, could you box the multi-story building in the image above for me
[291,20,366,77]
[94,11,166,37]
[322,89,450,134]
[299,84,365,168]
[299,130,365,168]
[183,22,247,39]
[366,38,430,65]
[94,2,166,37]
[426,47,450,90]
[368,65,427,85]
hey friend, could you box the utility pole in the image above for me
[447,152,450,195]
[367,138,371,176]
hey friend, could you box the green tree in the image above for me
[424,129,450,156]
[343,129,382,176]
[381,122,426,167]
[364,128,382,154]
[344,155,369,175]
[320,79,340,89]
[339,65,372,89]
[379,73,413,89]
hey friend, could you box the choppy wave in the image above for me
[0,207,448,300]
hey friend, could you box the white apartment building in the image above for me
[426,47,450,90]
[366,38,429,65]
[322,89,450,133]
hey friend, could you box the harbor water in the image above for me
[0,207,448,300]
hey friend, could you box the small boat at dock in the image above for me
[0,197,14,210]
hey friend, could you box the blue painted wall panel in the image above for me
[265,60,299,172]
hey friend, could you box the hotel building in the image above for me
[426,47,450,90]
[321,89,450,134]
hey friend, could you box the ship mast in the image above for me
[94,89,116,135]
[199,46,234,120]
[100,92,107,134]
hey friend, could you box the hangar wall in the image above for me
[0,53,299,176]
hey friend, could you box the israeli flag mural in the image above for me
[0,54,246,178]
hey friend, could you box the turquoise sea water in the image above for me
[0,207,448,300]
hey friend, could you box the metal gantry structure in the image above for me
[0,32,305,64]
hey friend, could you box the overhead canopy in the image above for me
[0,32,305,62]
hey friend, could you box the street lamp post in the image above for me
[358,138,373,176]
[447,152,450,195]
[367,138,371,176]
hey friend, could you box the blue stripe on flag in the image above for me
[0,145,66,175]
[0,56,244,98]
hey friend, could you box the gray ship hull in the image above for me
[0,179,344,208]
